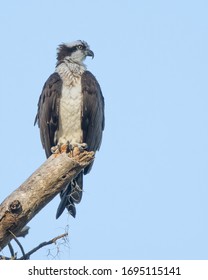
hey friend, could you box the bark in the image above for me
[0,151,94,251]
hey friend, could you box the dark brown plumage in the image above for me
[35,72,62,158]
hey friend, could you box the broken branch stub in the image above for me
[0,151,94,251]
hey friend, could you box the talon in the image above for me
[51,145,60,155]
[76,143,88,151]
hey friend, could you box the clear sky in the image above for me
[0,0,208,260]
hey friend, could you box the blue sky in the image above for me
[0,0,208,260]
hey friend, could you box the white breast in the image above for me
[56,80,83,145]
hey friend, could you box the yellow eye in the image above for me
[77,45,83,50]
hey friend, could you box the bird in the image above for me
[34,40,105,219]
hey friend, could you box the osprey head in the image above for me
[57,40,94,64]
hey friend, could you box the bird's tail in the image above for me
[56,171,83,219]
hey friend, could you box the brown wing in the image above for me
[34,72,62,158]
[81,71,105,174]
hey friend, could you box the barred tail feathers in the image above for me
[56,172,83,219]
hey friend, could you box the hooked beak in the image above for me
[86,49,94,59]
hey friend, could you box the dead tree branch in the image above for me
[0,151,94,251]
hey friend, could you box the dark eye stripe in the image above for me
[57,43,86,61]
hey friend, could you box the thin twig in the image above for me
[18,233,68,260]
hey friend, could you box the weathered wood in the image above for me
[0,151,94,251]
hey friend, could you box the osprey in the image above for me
[35,40,104,219]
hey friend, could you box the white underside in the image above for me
[55,81,83,145]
